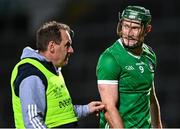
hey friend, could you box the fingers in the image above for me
[94,104,105,111]
[91,101,102,106]
[88,101,105,114]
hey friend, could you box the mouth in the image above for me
[123,36,138,41]
[122,36,139,48]
[65,54,70,61]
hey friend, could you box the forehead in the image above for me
[122,18,141,26]
[60,29,71,41]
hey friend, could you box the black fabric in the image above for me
[54,121,78,128]
[30,57,58,75]
[14,58,58,97]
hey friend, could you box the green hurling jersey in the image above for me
[96,39,156,128]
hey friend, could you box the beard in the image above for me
[121,35,143,49]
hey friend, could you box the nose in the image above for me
[127,28,134,36]
[68,46,74,53]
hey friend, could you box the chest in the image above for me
[119,54,155,91]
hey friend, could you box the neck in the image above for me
[39,51,52,62]
[127,47,143,56]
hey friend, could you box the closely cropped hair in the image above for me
[36,21,73,51]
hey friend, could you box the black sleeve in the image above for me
[14,63,47,97]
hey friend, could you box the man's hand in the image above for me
[88,101,105,116]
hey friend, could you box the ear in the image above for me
[48,41,55,53]
[146,24,152,33]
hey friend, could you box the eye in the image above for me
[122,24,129,29]
[65,42,71,48]
[132,26,141,30]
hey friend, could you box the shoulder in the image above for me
[143,44,157,68]
[96,49,121,78]
[97,40,124,70]
[98,40,120,61]
[97,50,117,68]
[143,44,155,53]
[14,63,47,97]
[143,44,156,59]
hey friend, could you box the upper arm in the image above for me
[150,82,157,105]
[20,76,47,128]
[98,84,119,107]
[96,52,121,82]
[20,76,46,109]
[96,52,120,107]
[15,63,47,97]
[96,52,125,128]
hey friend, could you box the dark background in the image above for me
[0,0,180,127]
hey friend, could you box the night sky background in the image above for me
[0,0,180,127]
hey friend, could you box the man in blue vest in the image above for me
[11,21,105,128]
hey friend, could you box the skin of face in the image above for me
[52,29,74,67]
[121,19,145,48]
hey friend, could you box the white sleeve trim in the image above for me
[28,104,46,129]
[97,80,118,85]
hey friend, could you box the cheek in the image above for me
[57,47,66,53]
[122,29,127,34]
[55,48,64,58]
[121,31,127,37]
[138,31,146,39]
[136,28,144,35]
[61,48,68,58]
[134,31,140,36]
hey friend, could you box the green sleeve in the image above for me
[96,52,121,81]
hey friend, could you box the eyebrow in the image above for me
[123,22,141,27]
[65,41,71,47]
[123,20,141,25]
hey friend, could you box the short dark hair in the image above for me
[36,21,73,51]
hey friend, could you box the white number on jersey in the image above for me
[139,66,144,73]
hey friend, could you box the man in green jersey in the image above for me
[96,5,162,128]
[11,21,104,128]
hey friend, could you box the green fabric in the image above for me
[11,58,78,128]
[96,40,156,128]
